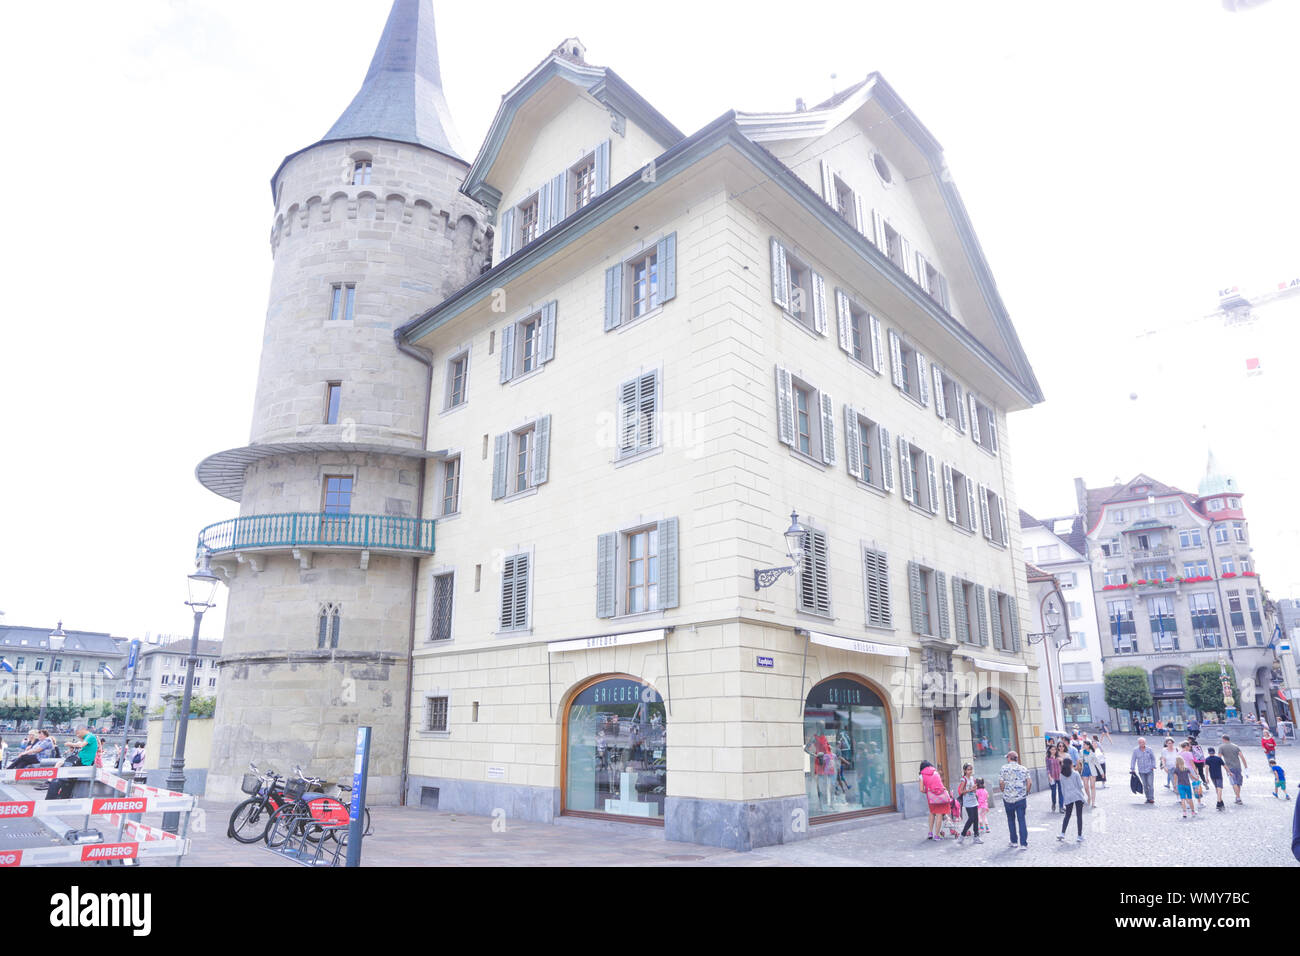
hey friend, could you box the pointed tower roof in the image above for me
[1197,448,1242,496]
[324,0,463,160]
[270,0,463,197]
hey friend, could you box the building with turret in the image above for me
[197,0,1049,848]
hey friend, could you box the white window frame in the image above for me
[849,410,886,490]
[627,246,661,321]
[568,151,597,215]
[620,524,661,617]
[444,349,470,411]
[783,248,820,334]
[439,455,461,517]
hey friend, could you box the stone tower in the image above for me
[195,0,487,802]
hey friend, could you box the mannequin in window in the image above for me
[806,722,837,810]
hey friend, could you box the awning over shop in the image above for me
[957,653,1029,675]
[547,628,666,653]
[803,630,910,659]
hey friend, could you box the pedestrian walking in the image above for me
[1174,756,1197,819]
[1046,742,1062,813]
[976,778,990,833]
[1099,719,1114,746]
[957,763,982,844]
[1190,739,1208,787]
[1056,757,1086,843]
[1091,737,1108,788]
[998,750,1033,850]
[919,760,951,840]
[1218,735,1248,805]
[1131,737,1157,804]
[1187,716,1201,744]
[1269,758,1288,800]
[1159,738,1179,791]
[1261,728,1277,761]
[1080,741,1097,806]
[1205,746,1227,810]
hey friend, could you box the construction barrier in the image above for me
[123,819,180,842]
[0,794,195,820]
[0,839,188,867]
[0,766,94,784]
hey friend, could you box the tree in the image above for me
[1105,667,1153,727]
[1185,662,1239,718]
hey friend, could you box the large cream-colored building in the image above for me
[197,1,1046,849]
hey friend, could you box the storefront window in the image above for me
[1063,693,1092,724]
[803,676,893,819]
[970,692,1018,782]
[564,676,665,821]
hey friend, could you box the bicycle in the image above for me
[228,764,293,844]
[265,767,370,847]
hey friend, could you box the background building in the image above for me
[0,624,128,719]
[1079,460,1284,730]
[133,640,222,712]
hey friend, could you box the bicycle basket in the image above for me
[284,778,308,800]
[240,772,262,795]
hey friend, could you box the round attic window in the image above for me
[872,152,893,184]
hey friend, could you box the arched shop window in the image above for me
[563,675,666,822]
[971,691,1019,782]
[803,675,894,820]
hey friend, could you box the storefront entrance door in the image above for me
[933,717,948,785]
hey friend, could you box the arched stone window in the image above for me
[562,674,665,822]
[317,603,341,649]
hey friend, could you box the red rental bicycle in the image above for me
[264,767,362,847]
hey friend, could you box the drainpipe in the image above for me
[395,332,435,807]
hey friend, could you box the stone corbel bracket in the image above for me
[293,548,314,571]
[235,552,265,573]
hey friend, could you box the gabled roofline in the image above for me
[461,55,684,210]
[399,112,1041,404]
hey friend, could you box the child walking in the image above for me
[976,778,990,833]
[957,763,982,844]
[1269,757,1289,799]
[1205,746,1227,811]
[1174,755,1196,819]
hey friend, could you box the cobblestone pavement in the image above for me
[5,735,1295,866]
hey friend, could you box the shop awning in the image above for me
[804,630,910,659]
[957,653,1029,674]
[546,627,667,654]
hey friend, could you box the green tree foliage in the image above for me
[1185,662,1239,718]
[1104,667,1153,725]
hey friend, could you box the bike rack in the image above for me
[261,822,349,867]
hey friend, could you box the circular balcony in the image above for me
[197,512,434,574]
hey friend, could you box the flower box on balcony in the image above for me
[1242,571,1257,577]
[1221,572,1237,579]
[1182,575,1213,583]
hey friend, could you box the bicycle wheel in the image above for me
[326,806,372,843]
[302,795,348,843]
[265,802,309,848]
[228,798,272,844]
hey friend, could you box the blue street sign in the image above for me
[127,640,140,671]
[756,656,774,669]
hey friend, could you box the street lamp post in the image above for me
[753,511,807,591]
[162,550,221,834]
[36,621,67,732]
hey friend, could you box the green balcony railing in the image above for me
[198,512,435,555]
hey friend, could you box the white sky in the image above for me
[1,0,1297,642]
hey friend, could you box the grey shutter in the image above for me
[531,414,551,486]
[888,329,903,387]
[811,271,828,336]
[658,516,679,609]
[872,209,887,251]
[933,365,947,419]
[498,323,515,383]
[820,159,836,205]
[989,590,1003,651]
[514,555,530,629]
[869,315,884,373]
[925,453,939,515]
[897,436,913,503]
[988,408,999,453]
[596,533,617,618]
[770,237,789,310]
[935,273,950,311]
[539,300,557,364]
[594,139,610,195]
[997,495,1009,546]
[907,561,923,636]
[854,194,867,236]
[774,366,794,447]
[976,584,989,646]
[641,370,659,450]
[942,463,957,523]
[936,571,950,640]
[899,235,914,281]
[966,477,979,533]
[1009,595,1022,652]
[952,577,969,644]
[604,263,623,331]
[491,433,509,500]
[618,377,638,455]
[819,390,835,466]
[499,207,515,258]
[879,426,894,492]
[954,382,967,432]
[915,251,931,293]
[863,549,891,628]
[916,352,930,406]
[978,484,991,539]
[657,231,677,303]
[499,555,516,629]
[835,289,853,354]
[537,179,552,233]
[968,393,981,445]
[844,405,862,479]
[549,172,565,229]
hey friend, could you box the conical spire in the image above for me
[1197,447,1241,496]
[322,0,464,162]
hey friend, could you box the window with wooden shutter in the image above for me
[942,463,957,523]
[658,516,679,609]
[907,560,924,635]
[879,426,895,492]
[968,393,981,446]
[916,352,930,406]
[499,207,515,259]
[965,476,979,533]
[888,329,903,387]
[1009,595,1021,652]
[811,270,828,336]
[499,553,530,631]
[978,484,991,539]
[925,453,938,515]
[898,436,914,503]
[844,404,862,479]
[605,263,624,331]
[594,139,610,195]
[798,528,831,616]
[531,414,551,486]
[490,433,509,500]
[975,584,989,646]
[819,391,836,465]
[596,533,617,618]
[936,570,950,640]
[952,576,969,644]
[932,365,947,420]
[770,237,789,311]
[863,548,891,628]
[869,315,884,374]
[617,371,659,458]
[775,366,795,447]
[657,232,677,305]
[989,589,1004,651]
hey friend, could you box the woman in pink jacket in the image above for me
[919,760,951,840]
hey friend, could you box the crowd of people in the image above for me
[5,727,147,798]
[919,723,1290,851]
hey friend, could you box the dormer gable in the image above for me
[461,43,684,262]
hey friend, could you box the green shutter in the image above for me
[658,232,677,303]
[1010,596,1021,652]
[936,571,950,640]
[907,561,923,636]
[658,517,679,609]
[596,533,617,618]
[989,590,1003,651]
[898,436,913,503]
[976,584,989,646]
